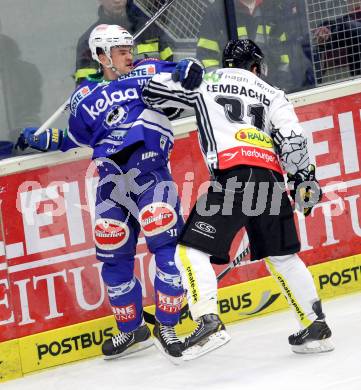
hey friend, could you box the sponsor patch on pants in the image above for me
[94,219,129,250]
[157,292,183,313]
[111,304,137,322]
[139,202,177,236]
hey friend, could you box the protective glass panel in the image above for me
[0,0,360,159]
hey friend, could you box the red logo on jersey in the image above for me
[94,219,129,250]
[157,292,183,313]
[81,86,90,95]
[147,65,156,74]
[235,128,273,148]
[218,146,283,174]
[111,304,136,322]
[139,202,177,236]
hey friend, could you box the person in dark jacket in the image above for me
[196,0,312,92]
[0,30,42,150]
[74,0,174,84]
[314,1,361,77]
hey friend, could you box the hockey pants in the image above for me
[94,161,184,332]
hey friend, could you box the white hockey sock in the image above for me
[266,254,319,328]
[175,245,218,320]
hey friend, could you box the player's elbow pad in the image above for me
[272,130,310,174]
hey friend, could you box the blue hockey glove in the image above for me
[15,127,63,152]
[172,58,205,90]
[287,164,322,217]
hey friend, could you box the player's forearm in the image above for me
[143,75,194,110]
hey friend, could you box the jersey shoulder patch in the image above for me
[70,84,93,115]
[118,63,158,81]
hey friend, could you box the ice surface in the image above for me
[3,292,361,390]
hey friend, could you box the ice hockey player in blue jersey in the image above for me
[16,24,204,361]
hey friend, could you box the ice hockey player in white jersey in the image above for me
[143,39,334,360]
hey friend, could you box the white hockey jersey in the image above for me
[143,68,310,176]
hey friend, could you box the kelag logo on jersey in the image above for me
[119,64,156,80]
[83,89,139,119]
[235,128,273,148]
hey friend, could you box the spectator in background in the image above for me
[314,1,361,77]
[75,0,174,85]
[0,23,42,155]
[196,0,313,93]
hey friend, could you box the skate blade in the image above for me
[182,330,231,361]
[291,338,335,354]
[104,338,154,360]
[153,338,183,366]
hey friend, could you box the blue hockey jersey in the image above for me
[62,59,177,163]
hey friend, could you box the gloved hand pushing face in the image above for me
[172,58,205,90]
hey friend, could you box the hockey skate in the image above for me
[153,320,184,364]
[182,313,231,361]
[102,322,153,359]
[289,300,334,354]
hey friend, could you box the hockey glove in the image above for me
[172,58,205,90]
[15,127,63,152]
[287,164,322,217]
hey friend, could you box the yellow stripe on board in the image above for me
[19,316,117,374]
[0,338,22,382]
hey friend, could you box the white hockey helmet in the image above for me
[89,24,134,64]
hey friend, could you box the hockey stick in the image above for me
[34,0,178,137]
[143,246,253,325]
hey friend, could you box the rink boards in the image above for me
[1,79,361,381]
[1,254,360,381]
